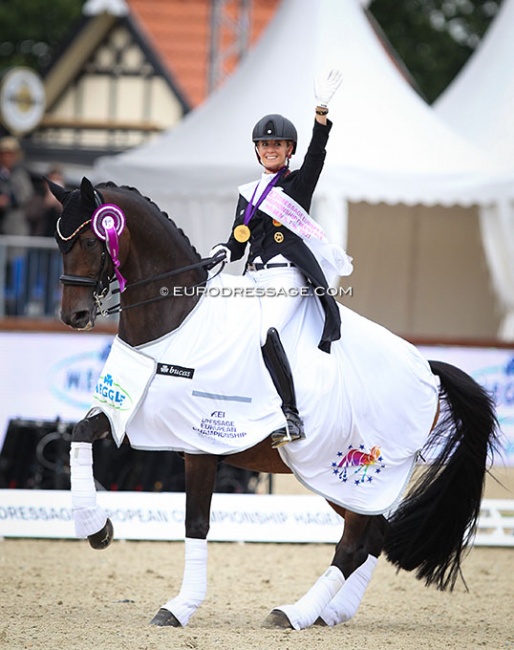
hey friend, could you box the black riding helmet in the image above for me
[252,114,298,155]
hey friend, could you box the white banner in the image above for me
[0,489,344,543]
[1,490,512,547]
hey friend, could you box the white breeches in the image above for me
[246,266,306,344]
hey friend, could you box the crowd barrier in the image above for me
[0,234,62,318]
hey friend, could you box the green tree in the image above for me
[0,0,83,74]
[368,0,501,103]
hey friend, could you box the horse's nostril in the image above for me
[69,310,93,329]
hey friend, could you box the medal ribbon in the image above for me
[91,204,127,292]
[242,167,286,227]
[104,222,127,292]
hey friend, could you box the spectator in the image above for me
[0,137,35,314]
[0,136,34,236]
[26,167,66,237]
[21,167,67,316]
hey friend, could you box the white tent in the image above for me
[434,0,514,339]
[95,0,514,339]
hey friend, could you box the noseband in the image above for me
[60,241,115,319]
[60,246,112,309]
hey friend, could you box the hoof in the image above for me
[262,609,293,629]
[150,608,182,627]
[87,518,114,550]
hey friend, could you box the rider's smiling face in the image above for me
[256,140,293,173]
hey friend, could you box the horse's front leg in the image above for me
[69,410,113,549]
[151,453,218,628]
[264,507,386,630]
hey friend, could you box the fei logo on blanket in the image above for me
[93,372,131,410]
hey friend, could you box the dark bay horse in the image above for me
[51,177,498,630]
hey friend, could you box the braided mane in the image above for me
[97,181,203,261]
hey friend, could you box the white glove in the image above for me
[314,69,343,108]
[209,244,231,263]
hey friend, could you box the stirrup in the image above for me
[271,428,305,448]
[271,410,306,449]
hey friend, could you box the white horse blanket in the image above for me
[90,273,439,515]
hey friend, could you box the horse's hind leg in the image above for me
[69,410,113,549]
[316,512,386,626]
[264,509,386,630]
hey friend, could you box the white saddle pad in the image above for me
[90,273,439,514]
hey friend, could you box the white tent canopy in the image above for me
[434,0,514,339]
[434,0,514,170]
[95,0,514,337]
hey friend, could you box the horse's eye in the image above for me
[84,237,98,249]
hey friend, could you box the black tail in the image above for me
[383,360,499,591]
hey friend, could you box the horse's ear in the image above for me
[80,176,98,211]
[45,177,68,205]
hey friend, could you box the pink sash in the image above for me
[239,181,353,277]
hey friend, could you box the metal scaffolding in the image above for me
[208,0,252,93]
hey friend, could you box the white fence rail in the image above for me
[475,499,514,547]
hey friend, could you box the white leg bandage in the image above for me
[320,555,378,626]
[275,565,345,630]
[70,442,107,538]
[162,537,208,627]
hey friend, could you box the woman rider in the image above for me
[210,70,352,447]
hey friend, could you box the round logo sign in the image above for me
[0,67,46,134]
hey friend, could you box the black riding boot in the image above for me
[262,327,306,448]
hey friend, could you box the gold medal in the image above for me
[274,232,284,243]
[272,219,282,227]
[233,224,251,243]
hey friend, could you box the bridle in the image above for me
[59,243,116,315]
[58,190,123,313]
[59,232,225,318]
[58,191,226,317]
[61,244,226,317]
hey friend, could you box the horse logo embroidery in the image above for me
[333,444,385,486]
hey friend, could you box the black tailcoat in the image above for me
[223,120,341,353]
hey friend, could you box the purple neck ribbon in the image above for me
[243,167,286,226]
